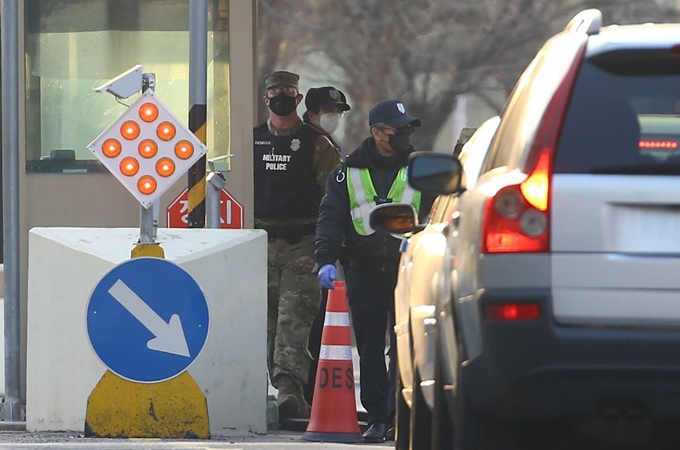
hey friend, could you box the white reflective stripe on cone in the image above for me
[319,345,353,361]
[324,312,351,327]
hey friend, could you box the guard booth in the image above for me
[4,0,256,404]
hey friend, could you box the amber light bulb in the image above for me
[120,157,140,176]
[137,175,157,195]
[121,120,141,140]
[138,139,158,159]
[156,121,176,141]
[156,158,175,177]
[139,102,159,123]
[174,140,194,160]
[102,138,122,158]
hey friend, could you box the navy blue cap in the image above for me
[369,100,421,128]
[305,87,350,113]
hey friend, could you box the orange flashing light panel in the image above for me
[120,157,140,176]
[138,139,158,159]
[138,175,157,195]
[121,121,141,140]
[139,102,159,123]
[156,158,175,177]
[175,140,194,160]
[102,138,122,158]
[87,89,209,209]
[157,122,177,141]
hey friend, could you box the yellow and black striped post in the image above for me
[187,0,208,228]
[188,105,207,228]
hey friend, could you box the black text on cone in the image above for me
[302,280,362,443]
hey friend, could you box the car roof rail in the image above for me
[565,8,602,35]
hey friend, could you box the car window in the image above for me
[458,116,500,188]
[554,49,680,174]
[481,52,547,174]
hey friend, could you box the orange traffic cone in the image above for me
[302,280,362,443]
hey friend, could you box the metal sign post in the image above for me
[1,0,23,422]
[140,73,156,245]
[187,0,208,229]
[206,172,226,229]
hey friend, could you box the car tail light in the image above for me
[485,303,540,321]
[482,41,586,254]
[483,184,549,253]
[639,140,678,149]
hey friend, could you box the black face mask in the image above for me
[268,94,298,116]
[388,132,412,154]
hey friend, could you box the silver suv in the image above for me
[373,8,680,450]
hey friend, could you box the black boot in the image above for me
[362,422,387,443]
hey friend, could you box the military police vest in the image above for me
[346,167,421,235]
[253,123,322,220]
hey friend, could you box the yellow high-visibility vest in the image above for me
[346,167,421,235]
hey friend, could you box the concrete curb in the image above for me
[0,421,26,431]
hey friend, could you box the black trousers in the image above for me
[346,268,397,425]
[305,287,328,405]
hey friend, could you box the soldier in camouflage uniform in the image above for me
[301,86,351,405]
[253,70,341,422]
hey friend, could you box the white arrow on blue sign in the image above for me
[86,257,209,383]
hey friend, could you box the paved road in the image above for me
[0,430,391,449]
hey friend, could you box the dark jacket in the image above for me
[316,137,430,272]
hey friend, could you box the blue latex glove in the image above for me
[318,264,337,290]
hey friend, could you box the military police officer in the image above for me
[254,70,341,422]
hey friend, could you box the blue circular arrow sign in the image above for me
[87,257,209,383]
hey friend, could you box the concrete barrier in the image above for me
[0,265,4,396]
[26,228,267,436]
[0,295,3,397]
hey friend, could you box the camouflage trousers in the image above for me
[267,235,321,388]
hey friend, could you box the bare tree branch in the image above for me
[257,0,680,149]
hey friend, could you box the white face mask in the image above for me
[319,112,342,135]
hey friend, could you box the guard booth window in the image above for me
[24,0,230,173]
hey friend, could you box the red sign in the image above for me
[167,188,244,229]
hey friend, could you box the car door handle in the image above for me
[451,210,461,227]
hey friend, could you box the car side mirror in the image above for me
[369,203,417,234]
[407,151,464,195]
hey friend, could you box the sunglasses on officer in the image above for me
[377,124,416,136]
[266,86,299,98]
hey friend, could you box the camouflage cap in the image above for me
[264,70,300,90]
